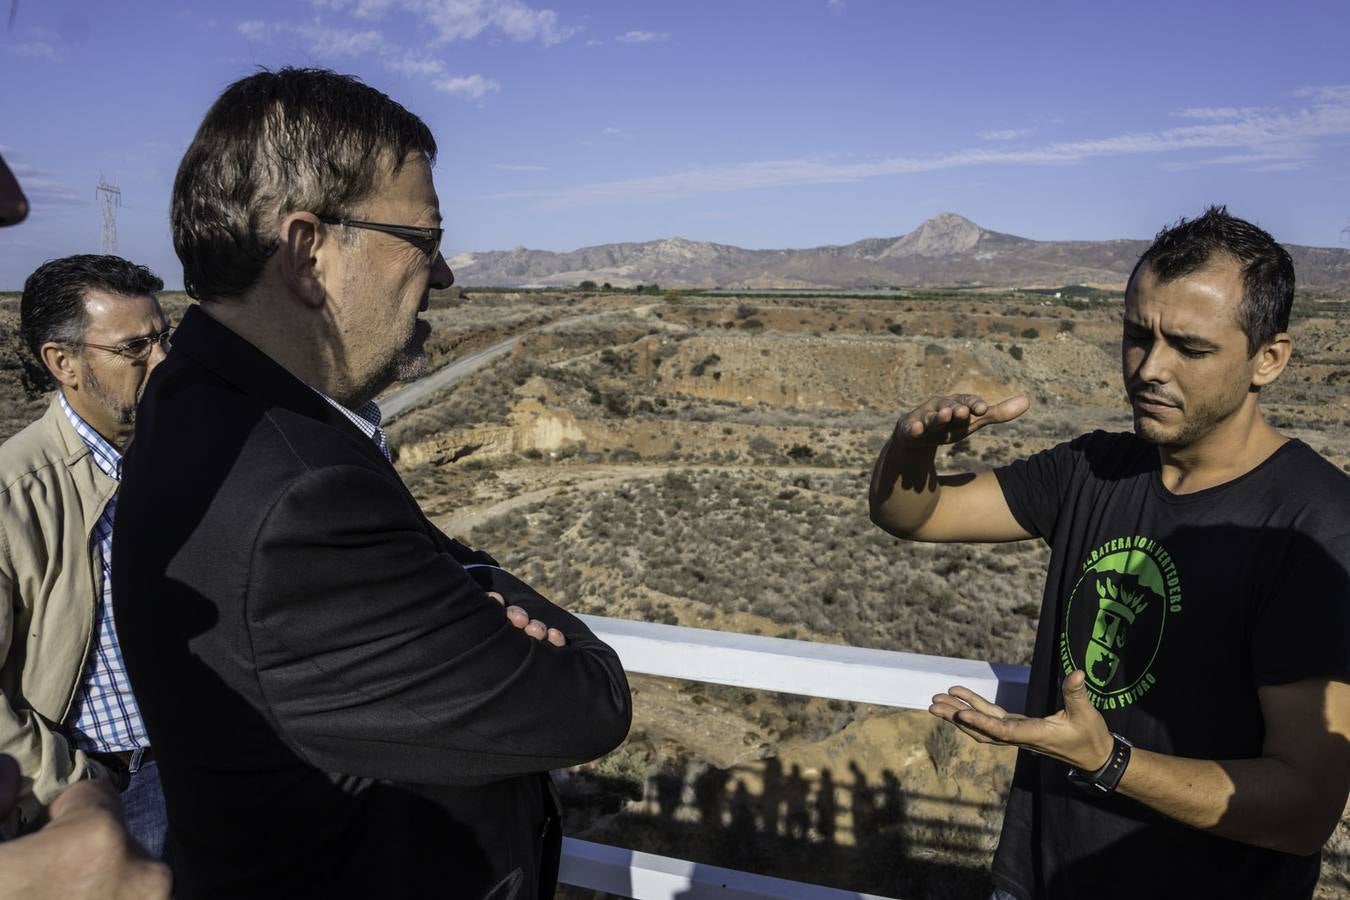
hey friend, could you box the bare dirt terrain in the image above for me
[2,285,1347,897]
[379,288,1350,898]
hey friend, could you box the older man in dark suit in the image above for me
[111,68,631,900]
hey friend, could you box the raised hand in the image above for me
[928,670,1113,772]
[488,590,566,647]
[894,393,1030,449]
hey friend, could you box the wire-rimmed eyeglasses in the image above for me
[318,216,444,259]
[79,327,173,362]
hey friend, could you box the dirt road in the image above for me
[381,304,663,423]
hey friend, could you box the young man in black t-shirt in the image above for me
[868,207,1350,899]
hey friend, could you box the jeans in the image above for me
[121,758,168,860]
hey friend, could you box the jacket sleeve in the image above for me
[0,541,109,834]
[246,464,631,787]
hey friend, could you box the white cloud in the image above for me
[433,74,501,100]
[8,41,63,61]
[237,20,389,57]
[4,161,82,205]
[615,30,669,44]
[490,91,1350,209]
[21,180,84,205]
[385,53,446,77]
[1250,160,1310,173]
[298,24,387,57]
[237,20,274,40]
[602,126,626,136]
[493,163,549,171]
[413,0,576,45]
[234,15,507,100]
[1172,106,1273,121]
[351,0,400,18]
[495,2,571,43]
[1294,84,1350,103]
[827,0,845,11]
[978,128,1032,141]
[274,1,578,49]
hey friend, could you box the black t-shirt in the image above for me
[991,432,1350,900]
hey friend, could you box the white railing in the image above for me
[559,837,899,900]
[560,615,1031,899]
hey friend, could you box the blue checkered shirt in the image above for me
[59,394,150,754]
[312,391,391,462]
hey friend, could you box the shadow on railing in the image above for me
[560,760,1005,899]
[556,616,1029,899]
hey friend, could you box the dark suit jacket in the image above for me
[112,306,631,900]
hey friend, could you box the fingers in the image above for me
[980,394,1031,425]
[501,601,564,646]
[928,699,1002,745]
[944,685,1008,718]
[930,685,1026,746]
[897,393,1021,446]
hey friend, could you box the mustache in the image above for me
[1129,387,1183,408]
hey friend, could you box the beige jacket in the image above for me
[0,395,116,834]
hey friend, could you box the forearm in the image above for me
[1118,749,1334,856]
[868,436,940,536]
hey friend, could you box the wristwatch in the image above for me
[1066,732,1133,795]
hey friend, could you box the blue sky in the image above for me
[3,0,1348,289]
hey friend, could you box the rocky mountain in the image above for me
[446,213,1350,291]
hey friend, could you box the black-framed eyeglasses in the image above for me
[79,327,173,362]
[319,217,444,259]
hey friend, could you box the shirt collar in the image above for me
[308,388,391,461]
[58,392,122,481]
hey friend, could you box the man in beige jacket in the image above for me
[0,138,168,898]
[1,254,170,858]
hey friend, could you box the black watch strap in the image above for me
[1067,732,1133,795]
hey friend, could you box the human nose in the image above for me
[429,252,453,290]
[1133,337,1172,384]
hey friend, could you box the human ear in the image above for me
[276,213,327,310]
[39,342,81,389]
[1251,333,1291,388]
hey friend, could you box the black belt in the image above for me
[88,746,154,782]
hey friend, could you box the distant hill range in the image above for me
[447,213,1350,291]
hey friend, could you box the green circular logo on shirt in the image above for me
[1060,536,1183,710]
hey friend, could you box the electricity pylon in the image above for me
[95,175,120,253]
